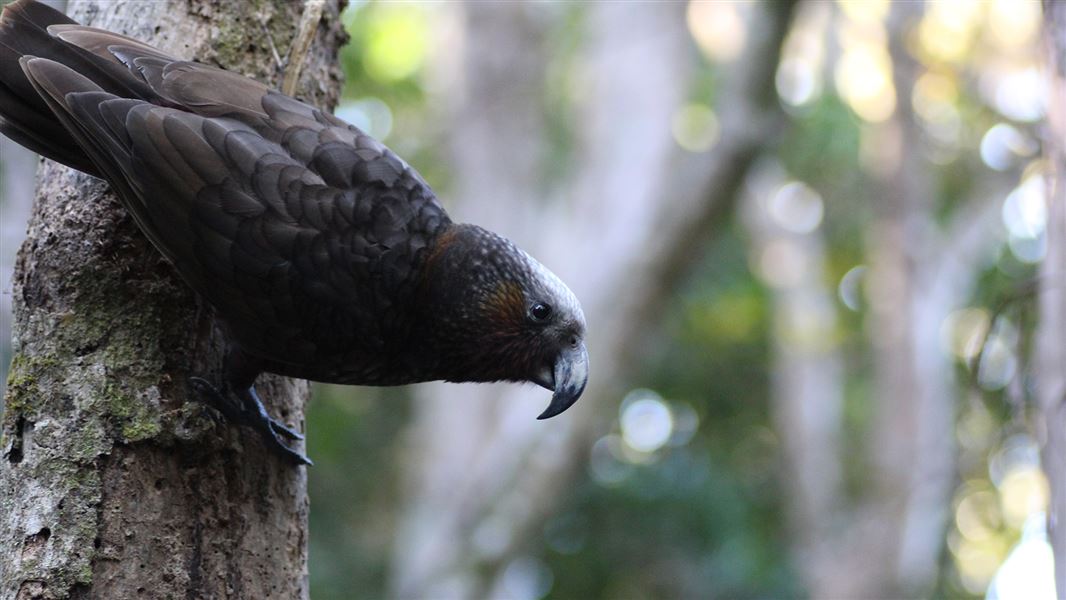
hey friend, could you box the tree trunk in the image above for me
[856,6,956,592]
[741,175,847,598]
[1039,1,1066,594]
[0,1,344,598]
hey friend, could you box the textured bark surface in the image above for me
[1040,1,1066,594]
[0,1,345,598]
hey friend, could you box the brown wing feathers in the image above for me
[0,0,460,384]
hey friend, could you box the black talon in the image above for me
[236,385,312,465]
[244,386,304,441]
[188,376,312,466]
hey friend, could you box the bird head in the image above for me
[419,223,588,418]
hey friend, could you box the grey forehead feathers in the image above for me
[483,231,584,323]
[469,228,585,325]
[522,248,584,325]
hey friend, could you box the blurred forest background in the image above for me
[1,0,1063,598]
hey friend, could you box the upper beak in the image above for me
[536,342,589,420]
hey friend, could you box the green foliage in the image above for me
[308,385,410,599]
[338,3,426,105]
[540,228,795,599]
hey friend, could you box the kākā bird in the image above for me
[0,0,588,465]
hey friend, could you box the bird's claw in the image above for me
[188,377,311,466]
[270,418,304,441]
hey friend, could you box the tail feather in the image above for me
[18,56,136,193]
[0,0,163,174]
[0,0,95,171]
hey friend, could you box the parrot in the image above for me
[0,0,589,465]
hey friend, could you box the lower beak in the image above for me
[536,342,589,420]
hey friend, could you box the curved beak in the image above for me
[536,342,589,420]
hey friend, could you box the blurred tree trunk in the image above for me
[0,1,344,598]
[741,174,846,597]
[841,3,1000,596]
[1039,1,1066,593]
[389,3,795,597]
[847,4,957,595]
[858,12,954,593]
[759,3,1004,597]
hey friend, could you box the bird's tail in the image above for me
[0,0,160,175]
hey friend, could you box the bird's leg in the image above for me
[189,348,312,466]
[189,377,311,466]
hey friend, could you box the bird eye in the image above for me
[530,302,552,322]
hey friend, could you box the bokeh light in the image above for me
[982,435,1056,600]
[1002,173,1047,263]
[836,0,889,24]
[672,103,720,153]
[334,97,394,140]
[620,389,674,455]
[497,556,554,600]
[912,71,963,159]
[686,1,747,63]
[990,435,1041,488]
[916,0,981,65]
[838,265,866,311]
[834,43,896,122]
[776,4,828,108]
[980,124,1036,172]
[998,466,1048,528]
[955,489,1001,542]
[987,513,1056,600]
[364,6,428,83]
[986,0,1041,52]
[777,57,821,108]
[940,307,991,362]
[950,481,1009,594]
[768,181,824,234]
[976,319,1018,391]
[992,68,1046,123]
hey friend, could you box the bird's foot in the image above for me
[189,377,312,466]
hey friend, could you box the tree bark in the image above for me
[0,1,344,598]
[1039,1,1066,594]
